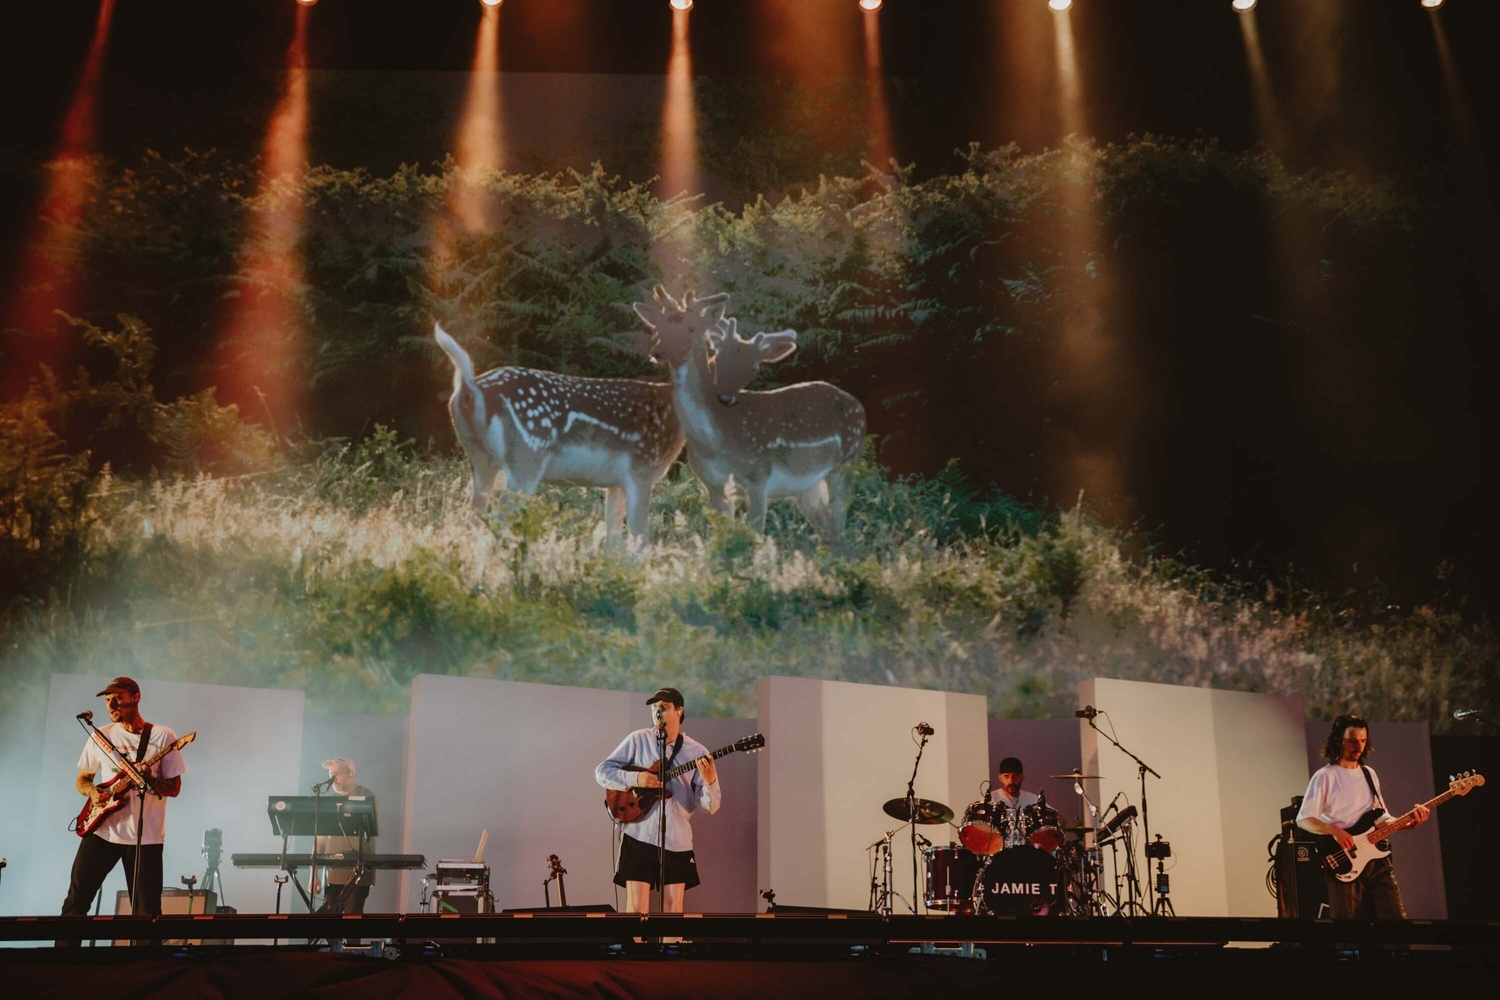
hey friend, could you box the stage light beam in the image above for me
[450,0,504,231]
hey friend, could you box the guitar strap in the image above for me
[135,724,154,764]
[666,733,685,772]
[1360,765,1392,852]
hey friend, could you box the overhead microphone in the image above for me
[1074,706,1098,720]
[915,722,935,736]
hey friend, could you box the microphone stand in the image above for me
[1456,711,1499,730]
[1085,714,1161,911]
[905,728,930,915]
[655,713,668,919]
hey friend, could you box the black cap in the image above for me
[96,677,141,698]
[646,687,684,708]
[998,756,1024,774]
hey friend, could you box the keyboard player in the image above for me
[310,756,377,914]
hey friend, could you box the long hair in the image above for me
[1321,714,1372,765]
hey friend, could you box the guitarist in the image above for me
[595,687,721,914]
[59,677,186,933]
[1296,714,1428,919]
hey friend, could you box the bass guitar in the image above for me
[604,733,765,824]
[1313,770,1483,881]
[73,731,197,837]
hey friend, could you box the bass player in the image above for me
[595,687,720,914]
[59,677,187,936]
[1296,714,1428,918]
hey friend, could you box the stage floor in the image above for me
[2,914,1497,998]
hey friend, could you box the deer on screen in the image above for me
[632,288,866,546]
[433,323,685,543]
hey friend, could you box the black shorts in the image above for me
[614,833,700,891]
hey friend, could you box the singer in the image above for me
[595,687,722,914]
[310,756,378,914]
[59,677,187,940]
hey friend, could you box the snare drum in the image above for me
[923,843,983,911]
[976,846,1066,917]
[958,800,1005,856]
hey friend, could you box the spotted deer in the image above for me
[434,323,686,542]
[631,289,867,545]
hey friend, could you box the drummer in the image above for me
[989,756,1038,812]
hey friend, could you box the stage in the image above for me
[2,914,1496,998]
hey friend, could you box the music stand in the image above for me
[265,796,378,911]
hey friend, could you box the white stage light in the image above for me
[480,0,502,8]
[1048,0,1073,11]
[1232,0,1257,12]
[860,0,884,12]
[670,0,694,11]
[295,0,318,7]
[1420,0,1445,9]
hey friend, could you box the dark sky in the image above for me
[3,0,1497,611]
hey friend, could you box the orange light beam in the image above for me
[213,4,311,435]
[862,6,893,173]
[451,3,504,232]
[1051,5,1082,139]
[4,0,117,374]
[1237,7,1286,151]
[658,7,700,202]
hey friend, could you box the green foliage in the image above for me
[0,436,1491,730]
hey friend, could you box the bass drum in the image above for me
[976,846,1066,916]
[923,843,983,911]
[958,800,1005,856]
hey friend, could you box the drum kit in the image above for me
[868,770,1144,917]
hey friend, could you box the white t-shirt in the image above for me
[990,788,1039,810]
[78,723,188,846]
[1297,763,1394,831]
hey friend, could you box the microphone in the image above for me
[76,711,93,722]
[915,722,935,736]
[312,776,335,792]
[1102,792,1123,817]
[1074,706,1098,720]
[1453,709,1481,720]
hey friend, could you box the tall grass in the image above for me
[2,433,1492,726]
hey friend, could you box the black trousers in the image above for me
[57,834,163,946]
[1324,855,1407,920]
[318,882,371,914]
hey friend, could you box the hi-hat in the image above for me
[882,797,954,825]
[1051,771,1105,780]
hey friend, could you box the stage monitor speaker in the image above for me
[1274,840,1329,919]
[114,888,218,945]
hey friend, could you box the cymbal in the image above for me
[882,797,954,825]
[1050,772,1106,780]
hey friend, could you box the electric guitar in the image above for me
[73,732,197,837]
[604,733,765,824]
[1312,770,1483,881]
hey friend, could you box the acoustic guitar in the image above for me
[604,733,764,824]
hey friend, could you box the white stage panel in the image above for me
[18,675,304,922]
[757,677,988,911]
[399,675,751,912]
[1079,678,1306,917]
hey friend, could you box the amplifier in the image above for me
[430,885,495,944]
[434,859,490,886]
[114,888,218,945]
[1281,796,1311,842]
[1274,839,1329,919]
